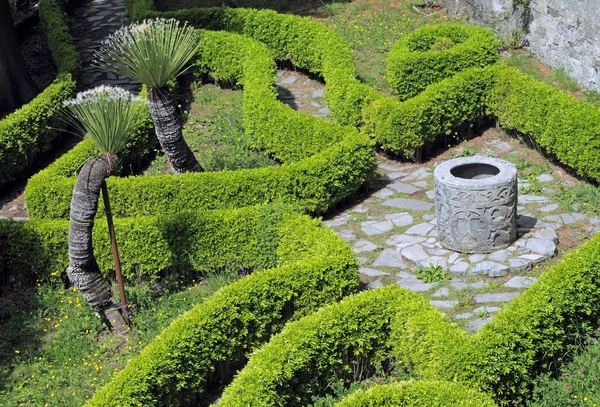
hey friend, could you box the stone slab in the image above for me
[381,198,434,211]
[372,249,406,268]
[473,292,522,303]
[359,267,389,277]
[353,240,377,253]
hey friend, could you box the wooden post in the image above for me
[101,181,129,325]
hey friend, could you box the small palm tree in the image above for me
[60,85,139,335]
[95,18,203,173]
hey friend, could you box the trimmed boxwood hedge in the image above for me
[213,231,600,406]
[386,24,499,100]
[333,380,497,407]
[24,28,376,219]
[0,0,79,186]
[85,210,359,407]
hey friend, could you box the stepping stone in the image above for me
[430,300,458,309]
[386,171,406,180]
[537,174,554,182]
[336,230,356,242]
[353,240,377,253]
[425,190,436,200]
[504,276,538,288]
[323,213,353,227]
[488,250,510,263]
[311,101,321,108]
[312,89,324,98]
[389,182,419,194]
[432,287,450,297]
[351,204,369,213]
[448,252,459,264]
[422,214,436,221]
[279,76,297,84]
[385,213,414,227]
[400,244,429,264]
[412,181,428,188]
[525,238,556,257]
[374,188,394,199]
[518,195,550,204]
[508,258,532,271]
[471,261,509,277]
[590,217,600,225]
[361,220,394,236]
[454,312,473,320]
[450,280,488,290]
[405,222,434,236]
[382,198,434,211]
[386,234,427,248]
[404,168,430,181]
[357,256,368,264]
[359,267,389,277]
[450,262,469,273]
[472,306,502,314]
[473,292,521,303]
[378,163,403,172]
[372,249,406,268]
[487,139,512,152]
[533,228,558,242]
[367,279,385,289]
[468,317,492,332]
[468,254,486,264]
[318,107,330,116]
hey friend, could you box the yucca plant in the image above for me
[95,18,203,173]
[60,85,139,336]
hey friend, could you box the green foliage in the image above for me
[415,263,449,283]
[0,204,295,285]
[332,380,497,406]
[387,24,499,100]
[97,18,200,89]
[528,333,600,407]
[38,0,81,75]
[25,28,376,219]
[86,212,359,407]
[60,86,139,155]
[556,183,600,215]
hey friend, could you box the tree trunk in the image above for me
[0,0,38,116]
[147,86,203,173]
[67,156,128,335]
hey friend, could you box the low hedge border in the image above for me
[213,231,600,406]
[85,210,359,407]
[0,204,303,284]
[333,380,497,407]
[386,24,499,100]
[215,285,464,406]
[102,1,600,182]
[24,28,376,219]
[0,0,79,186]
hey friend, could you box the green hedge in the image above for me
[387,24,498,100]
[0,0,79,186]
[333,380,497,407]
[212,231,600,406]
[24,29,375,219]
[0,204,302,285]
[215,286,456,406]
[86,211,359,407]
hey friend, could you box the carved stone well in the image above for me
[434,156,518,253]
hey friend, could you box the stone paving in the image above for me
[323,130,600,332]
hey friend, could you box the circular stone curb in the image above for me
[395,214,557,277]
[434,156,518,254]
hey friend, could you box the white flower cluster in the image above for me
[63,85,141,107]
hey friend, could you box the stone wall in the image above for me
[442,0,600,92]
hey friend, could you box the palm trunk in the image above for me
[147,87,202,173]
[67,156,128,335]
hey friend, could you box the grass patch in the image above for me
[0,267,242,406]
[144,83,274,175]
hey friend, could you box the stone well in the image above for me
[434,156,518,253]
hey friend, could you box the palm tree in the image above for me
[95,18,203,173]
[61,85,139,335]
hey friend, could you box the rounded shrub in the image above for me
[386,24,498,100]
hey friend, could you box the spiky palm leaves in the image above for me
[61,86,138,334]
[96,18,203,173]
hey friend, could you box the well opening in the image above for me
[450,163,499,180]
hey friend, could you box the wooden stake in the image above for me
[101,181,129,325]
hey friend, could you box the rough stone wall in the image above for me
[442,0,600,92]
